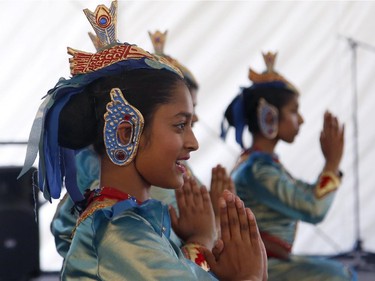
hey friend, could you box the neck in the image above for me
[251,134,278,154]
[99,156,150,202]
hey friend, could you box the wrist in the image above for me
[186,236,214,250]
[323,167,343,179]
[323,162,339,174]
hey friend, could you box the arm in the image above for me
[50,193,77,258]
[50,147,100,258]
[94,209,217,281]
[237,156,338,223]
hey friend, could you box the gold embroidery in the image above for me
[71,198,119,238]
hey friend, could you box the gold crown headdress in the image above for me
[148,30,167,56]
[148,30,198,88]
[68,1,182,76]
[248,52,298,94]
[88,31,106,51]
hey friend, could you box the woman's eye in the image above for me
[290,108,298,114]
[176,123,186,130]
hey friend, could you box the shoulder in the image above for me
[234,151,279,174]
[92,199,169,238]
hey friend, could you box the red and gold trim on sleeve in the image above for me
[315,171,341,199]
[181,242,210,271]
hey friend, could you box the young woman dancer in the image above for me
[21,1,267,280]
[222,52,355,280]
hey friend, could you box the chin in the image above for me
[283,137,295,143]
[161,176,184,190]
[172,177,184,190]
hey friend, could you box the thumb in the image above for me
[201,247,217,270]
[212,239,224,260]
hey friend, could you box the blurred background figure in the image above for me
[221,52,356,280]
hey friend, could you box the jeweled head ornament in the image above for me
[19,0,182,202]
[249,52,298,94]
[148,30,199,89]
[68,2,182,76]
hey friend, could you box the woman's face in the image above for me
[135,81,199,189]
[277,95,304,143]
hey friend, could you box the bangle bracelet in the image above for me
[182,242,210,271]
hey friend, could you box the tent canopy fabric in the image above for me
[1,1,375,271]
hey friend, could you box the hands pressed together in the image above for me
[320,111,345,174]
[170,167,268,281]
[170,176,217,250]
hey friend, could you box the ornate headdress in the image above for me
[19,1,183,202]
[249,52,298,94]
[148,30,199,89]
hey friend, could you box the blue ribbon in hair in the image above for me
[220,93,246,149]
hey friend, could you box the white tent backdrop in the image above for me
[1,0,375,271]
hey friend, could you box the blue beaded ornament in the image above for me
[104,88,144,166]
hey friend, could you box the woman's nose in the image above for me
[186,128,199,152]
[298,113,304,125]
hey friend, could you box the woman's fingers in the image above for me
[224,191,242,240]
[190,178,204,207]
[201,185,212,211]
[183,177,194,207]
[219,195,230,241]
[246,208,260,247]
[236,196,249,242]
[225,175,236,194]
[175,181,186,214]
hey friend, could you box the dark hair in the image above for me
[58,68,184,154]
[185,77,199,92]
[224,86,297,135]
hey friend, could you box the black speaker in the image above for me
[0,167,40,281]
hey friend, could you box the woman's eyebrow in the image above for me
[174,112,192,118]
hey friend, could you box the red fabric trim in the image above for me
[260,231,292,260]
[86,187,142,205]
[318,175,331,189]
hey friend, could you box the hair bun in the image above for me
[58,92,98,149]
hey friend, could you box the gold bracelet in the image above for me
[315,171,340,198]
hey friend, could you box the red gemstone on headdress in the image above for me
[115,150,126,161]
[124,114,131,121]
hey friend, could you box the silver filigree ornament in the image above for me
[104,88,144,166]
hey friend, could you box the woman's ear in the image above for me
[257,98,279,139]
[117,122,133,145]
